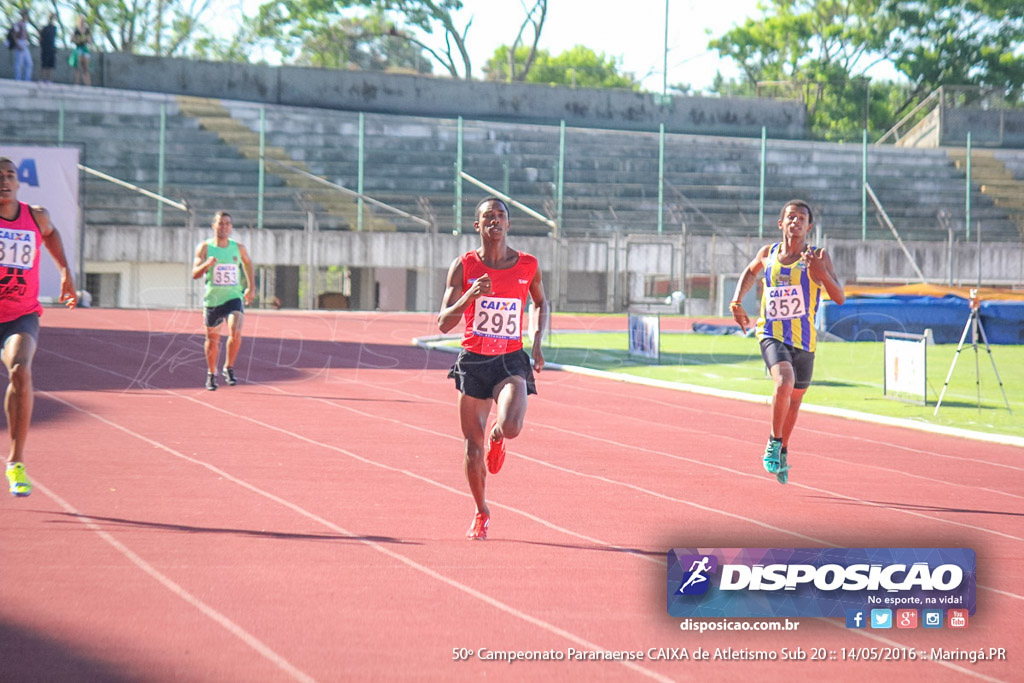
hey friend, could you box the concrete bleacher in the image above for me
[221,96,1020,241]
[0,81,311,231]
[3,78,1021,243]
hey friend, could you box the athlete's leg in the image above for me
[768,361,796,439]
[3,333,37,464]
[489,375,529,441]
[780,387,807,450]
[205,327,221,374]
[458,393,493,516]
[224,310,245,369]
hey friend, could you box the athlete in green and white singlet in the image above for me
[192,211,255,391]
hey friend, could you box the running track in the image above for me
[1,308,1020,682]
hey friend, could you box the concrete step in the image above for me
[174,95,396,231]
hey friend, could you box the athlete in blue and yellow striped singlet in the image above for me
[755,242,824,353]
[730,200,845,486]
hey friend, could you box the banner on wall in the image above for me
[0,146,80,302]
[628,313,660,362]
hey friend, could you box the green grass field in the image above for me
[537,330,1024,440]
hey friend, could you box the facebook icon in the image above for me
[845,609,867,629]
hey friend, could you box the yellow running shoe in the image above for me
[6,462,32,497]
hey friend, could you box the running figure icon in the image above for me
[678,556,713,593]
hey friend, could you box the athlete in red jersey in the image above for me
[438,197,547,540]
[0,157,77,497]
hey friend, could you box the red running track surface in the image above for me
[0,308,1020,682]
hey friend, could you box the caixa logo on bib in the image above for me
[667,548,975,618]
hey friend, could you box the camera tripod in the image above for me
[933,295,1011,415]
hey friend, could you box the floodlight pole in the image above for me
[662,0,669,98]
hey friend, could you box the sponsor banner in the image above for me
[883,331,927,405]
[0,146,80,302]
[667,548,975,618]
[628,314,659,361]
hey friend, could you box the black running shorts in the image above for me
[0,313,40,348]
[759,337,815,390]
[204,297,244,328]
[448,349,537,400]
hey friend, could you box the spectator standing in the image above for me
[12,11,32,81]
[70,16,90,86]
[39,14,57,84]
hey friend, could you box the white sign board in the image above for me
[0,146,80,302]
[884,331,927,405]
[628,313,660,362]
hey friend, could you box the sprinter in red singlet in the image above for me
[0,157,78,497]
[438,197,547,540]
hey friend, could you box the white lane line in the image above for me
[44,341,1024,554]
[37,388,674,683]
[38,334,1022,679]
[525,364,1024,471]
[236,358,1024,547]
[32,479,316,683]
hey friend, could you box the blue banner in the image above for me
[667,548,976,619]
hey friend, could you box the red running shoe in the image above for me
[486,420,506,474]
[466,513,489,540]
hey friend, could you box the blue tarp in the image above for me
[820,296,1024,345]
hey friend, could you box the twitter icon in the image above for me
[871,609,893,629]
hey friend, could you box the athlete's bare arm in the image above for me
[804,247,845,305]
[32,205,76,309]
[528,267,547,372]
[437,258,490,333]
[730,244,771,333]
[191,242,215,280]
[239,243,255,305]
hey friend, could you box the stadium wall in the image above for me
[81,228,1024,314]
[1,49,806,138]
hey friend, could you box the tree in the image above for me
[0,0,217,55]
[709,0,896,139]
[709,0,1024,140]
[253,0,472,77]
[249,4,431,72]
[371,0,471,77]
[485,45,639,90]
[884,0,1024,105]
[493,0,546,82]
[191,13,266,63]
[67,0,215,55]
[295,14,432,72]
[0,1,58,42]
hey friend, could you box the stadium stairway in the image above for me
[219,98,1021,242]
[947,148,1024,236]
[0,80,308,231]
[2,78,1020,243]
[174,96,393,231]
